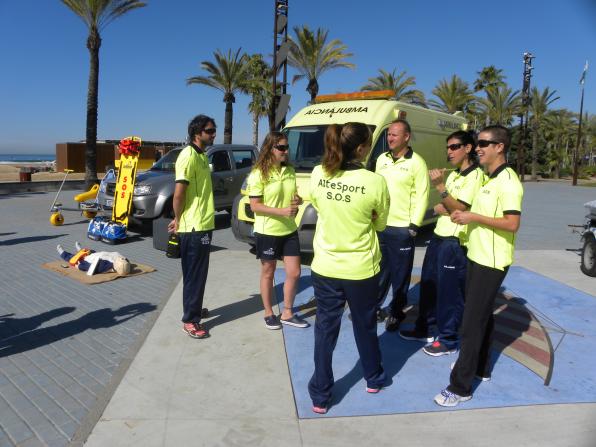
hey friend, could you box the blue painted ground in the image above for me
[273,266,596,418]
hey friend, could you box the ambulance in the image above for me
[231,90,467,252]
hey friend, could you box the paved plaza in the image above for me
[0,182,595,446]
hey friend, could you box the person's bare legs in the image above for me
[280,255,301,320]
[260,259,277,317]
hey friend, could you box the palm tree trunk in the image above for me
[531,127,538,180]
[85,28,101,188]
[307,78,319,103]
[224,99,233,144]
[252,111,259,147]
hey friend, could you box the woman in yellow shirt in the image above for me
[247,132,309,330]
[308,123,390,414]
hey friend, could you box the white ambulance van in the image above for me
[231,90,467,252]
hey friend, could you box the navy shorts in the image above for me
[254,231,300,260]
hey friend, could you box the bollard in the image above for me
[19,167,32,182]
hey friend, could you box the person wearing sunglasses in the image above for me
[375,119,430,332]
[308,123,390,414]
[434,124,523,407]
[246,131,308,330]
[400,130,483,358]
[168,114,217,339]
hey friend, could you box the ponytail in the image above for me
[322,122,371,176]
[322,124,343,175]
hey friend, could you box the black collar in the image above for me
[341,161,365,171]
[190,142,204,153]
[387,147,413,161]
[488,163,508,178]
[459,163,479,177]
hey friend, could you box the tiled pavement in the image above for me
[0,191,181,446]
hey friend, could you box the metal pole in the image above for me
[270,0,278,132]
[572,85,585,186]
[280,1,289,129]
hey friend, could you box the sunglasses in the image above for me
[274,144,289,151]
[446,143,464,151]
[477,139,501,148]
[202,128,217,135]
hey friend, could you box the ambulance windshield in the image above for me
[285,125,375,172]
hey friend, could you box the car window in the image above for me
[151,148,181,171]
[232,150,255,170]
[368,128,388,171]
[209,151,232,172]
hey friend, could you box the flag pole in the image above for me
[573,61,588,186]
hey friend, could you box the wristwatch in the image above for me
[440,190,449,199]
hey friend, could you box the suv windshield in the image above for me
[286,125,376,172]
[151,149,181,171]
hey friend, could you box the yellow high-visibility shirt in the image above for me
[375,148,429,228]
[246,165,298,236]
[434,165,485,244]
[310,164,389,280]
[466,164,523,270]
[174,145,215,232]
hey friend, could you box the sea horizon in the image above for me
[0,154,55,163]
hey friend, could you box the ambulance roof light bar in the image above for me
[313,90,396,104]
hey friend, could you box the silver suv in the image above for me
[97,144,258,225]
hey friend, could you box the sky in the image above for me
[0,0,595,154]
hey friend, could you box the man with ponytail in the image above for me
[376,119,430,332]
[308,122,390,414]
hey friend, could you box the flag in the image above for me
[580,60,589,85]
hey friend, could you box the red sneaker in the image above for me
[182,322,209,339]
[312,405,327,414]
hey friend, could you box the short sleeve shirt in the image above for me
[310,164,390,280]
[174,145,215,232]
[246,165,298,236]
[466,164,523,270]
[434,165,484,244]
[375,149,429,228]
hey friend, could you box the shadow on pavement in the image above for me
[204,294,262,329]
[0,307,76,340]
[0,234,67,246]
[0,303,156,358]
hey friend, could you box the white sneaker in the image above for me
[434,389,472,407]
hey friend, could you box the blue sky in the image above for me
[0,0,594,154]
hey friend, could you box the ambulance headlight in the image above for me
[134,184,152,196]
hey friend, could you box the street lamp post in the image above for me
[517,52,534,181]
[270,0,290,131]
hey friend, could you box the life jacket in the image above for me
[69,248,91,266]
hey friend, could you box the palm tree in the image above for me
[244,54,272,146]
[187,48,250,144]
[474,65,506,93]
[62,0,146,187]
[287,25,355,102]
[428,75,476,116]
[544,109,576,178]
[478,85,521,126]
[529,87,559,180]
[361,68,426,106]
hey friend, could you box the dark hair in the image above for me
[390,118,411,134]
[188,114,216,142]
[322,122,371,175]
[480,124,511,152]
[254,131,287,180]
[447,130,477,162]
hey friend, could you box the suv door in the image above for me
[209,149,235,209]
[231,148,256,195]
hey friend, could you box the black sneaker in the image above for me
[264,314,282,330]
[376,308,388,323]
[423,340,457,357]
[385,315,400,332]
[280,314,309,328]
[399,328,434,343]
